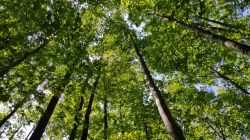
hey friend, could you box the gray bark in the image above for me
[129,32,185,140]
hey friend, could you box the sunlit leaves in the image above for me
[0,0,249,139]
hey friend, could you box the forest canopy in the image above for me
[0,0,250,139]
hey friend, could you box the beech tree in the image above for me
[0,0,249,140]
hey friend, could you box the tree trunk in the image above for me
[69,96,84,140]
[103,95,108,140]
[129,32,185,140]
[29,72,71,140]
[156,14,250,56]
[69,75,90,140]
[194,19,250,38]
[0,97,26,128]
[81,74,101,140]
[213,69,250,95]
[0,40,48,77]
[199,17,236,29]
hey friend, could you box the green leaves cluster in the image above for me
[0,0,249,139]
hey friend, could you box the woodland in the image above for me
[0,0,250,140]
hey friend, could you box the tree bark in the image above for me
[156,14,250,56]
[0,40,48,77]
[69,76,90,140]
[103,95,108,140]
[129,32,185,140]
[199,17,236,29]
[69,96,84,140]
[29,72,71,140]
[213,69,250,95]
[0,97,26,128]
[81,74,101,140]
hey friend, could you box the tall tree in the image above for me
[155,13,250,56]
[29,72,72,140]
[81,72,101,140]
[128,31,185,140]
[69,75,90,140]
[0,0,249,139]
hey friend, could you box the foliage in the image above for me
[0,0,249,139]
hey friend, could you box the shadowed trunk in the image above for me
[156,14,250,56]
[81,74,101,140]
[0,40,48,77]
[213,69,250,95]
[199,17,236,29]
[0,97,26,128]
[129,32,185,140]
[205,122,226,140]
[69,96,84,140]
[193,19,250,38]
[29,72,71,140]
[69,76,90,140]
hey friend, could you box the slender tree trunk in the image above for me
[81,74,101,140]
[199,17,236,29]
[69,96,84,140]
[29,72,71,140]
[9,123,23,140]
[213,69,250,95]
[29,96,59,140]
[103,95,108,140]
[206,122,226,140]
[0,97,26,128]
[0,40,48,77]
[193,20,250,38]
[69,76,90,140]
[156,14,250,56]
[129,32,185,140]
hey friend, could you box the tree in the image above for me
[0,0,249,139]
[128,31,185,140]
[155,13,250,56]
[29,72,71,140]
[81,69,101,140]
[69,75,90,140]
